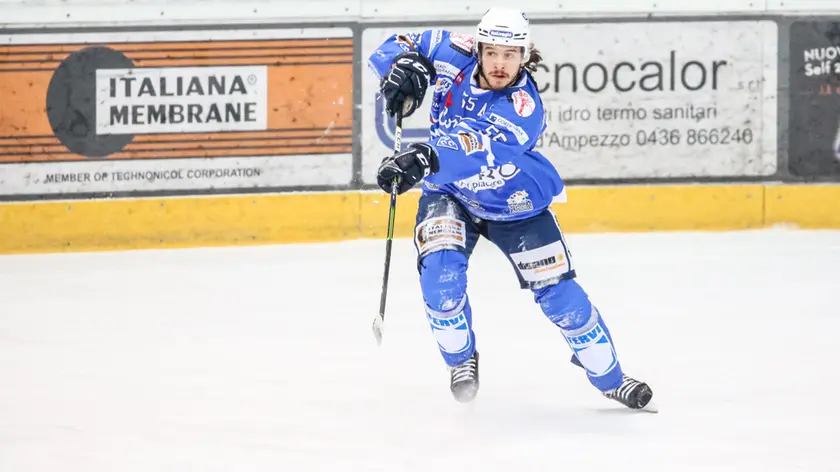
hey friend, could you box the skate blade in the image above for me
[452,385,479,404]
[639,399,659,413]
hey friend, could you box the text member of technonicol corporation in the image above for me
[367,7,656,412]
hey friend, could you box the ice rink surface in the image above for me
[1,228,838,471]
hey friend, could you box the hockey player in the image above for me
[367,7,655,411]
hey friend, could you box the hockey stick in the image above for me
[372,107,405,346]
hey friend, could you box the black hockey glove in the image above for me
[380,51,436,118]
[377,143,440,195]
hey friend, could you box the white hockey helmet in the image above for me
[474,7,531,62]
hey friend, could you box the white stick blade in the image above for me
[372,315,384,346]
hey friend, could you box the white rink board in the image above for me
[361,21,778,182]
[0,154,353,196]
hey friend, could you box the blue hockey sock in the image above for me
[420,250,475,367]
[535,279,623,391]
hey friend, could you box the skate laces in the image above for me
[606,375,643,400]
[451,357,478,383]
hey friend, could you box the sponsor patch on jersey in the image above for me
[509,240,572,284]
[435,134,459,151]
[455,71,466,85]
[488,113,529,145]
[454,163,520,192]
[434,77,453,94]
[510,89,536,117]
[456,131,483,155]
[434,60,461,79]
[449,33,474,55]
[415,217,466,257]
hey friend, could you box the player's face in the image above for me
[479,44,523,90]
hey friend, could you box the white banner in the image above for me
[361,20,778,182]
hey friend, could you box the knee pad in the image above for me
[534,278,592,330]
[536,280,620,383]
[420,250,468,313]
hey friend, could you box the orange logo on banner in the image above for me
[0,38,352,163]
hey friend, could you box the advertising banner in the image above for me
[0,27,354,197]
[362,20,778,183]
[788,20,840,179]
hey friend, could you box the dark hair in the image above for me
[523,44,543,73]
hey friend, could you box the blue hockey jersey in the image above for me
[368,29,566,221]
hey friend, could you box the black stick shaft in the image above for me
[375,111,404,336]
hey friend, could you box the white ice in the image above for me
[1,228,838,472]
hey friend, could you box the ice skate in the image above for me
[450,351,479,403]
[571,354,657,412]
[602,374,657,412]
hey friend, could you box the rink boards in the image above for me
[2,13,840,254]
[1,184,839,254]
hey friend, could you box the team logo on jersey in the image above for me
[510,89,536,117]
[436,134,459,151]
[507,190,534,213]
[449,33,474,55]
[456,131,483,155]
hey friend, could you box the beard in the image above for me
[478,68,516,90]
